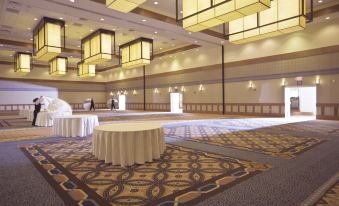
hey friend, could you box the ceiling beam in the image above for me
[0,60,77,70]
[0,39,82,55]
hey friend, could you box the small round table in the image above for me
[92,123,165,167]
[53,115,99,137]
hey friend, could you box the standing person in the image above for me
[32,96,42,126]
[111,98,115,111]
[90,98,95,111]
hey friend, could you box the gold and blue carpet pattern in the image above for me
[164,119,338,158]
[20,139,270,206]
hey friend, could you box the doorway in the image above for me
[284,86,316,119]
[118,95,126,111]
[170,92,183,113]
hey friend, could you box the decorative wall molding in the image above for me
[317,103,339,120]
[126,102,285,117]
[0,103,107,111]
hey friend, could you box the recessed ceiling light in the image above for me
[30,38,33,41]
[160,47,163,50]
[154,31,158,34]
[77,45,81,47]
[70,0,75,2]
[27,28,31,30]
[318,0,323,3]
[142,19,147,22]
[154,1,158,4]
[70,55,73,58]
[188,32,192,35]
[26,50,30,53]
[0,44,3,46]
[59,17,63,20]
[90,29,94,32]
[326,16,330,20]
[34,18,38,21]
[9,54,13,57]
[65,24,68,27]
[180,11,183,14]
[194,40,198,43]
[100,18,105,21]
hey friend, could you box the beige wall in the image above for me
[0,79,106,105]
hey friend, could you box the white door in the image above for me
[284,88,291,118]
[118,95,126,110]
[170,92,183,113]
[299,86,317,115]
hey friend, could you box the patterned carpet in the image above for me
[0,117,32,129]
[164,119,339,158]
[20,139,270,206]
[302,172,339,206]
[0,128,52,143]
[315,181,339,206]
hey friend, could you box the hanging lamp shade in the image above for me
[49,57,68,76]
[78,62,96,78]
[183,0,270,32]
[14,52,32,74]
[81,29,115,64]
[106,0,146,13]
[33,17,65,61]
[120,38,153,69]
[229,0,307,44]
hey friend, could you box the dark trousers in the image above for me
[90,104,95,111]
[111,103,115,110]
[32,110,40,126]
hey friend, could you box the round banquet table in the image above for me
[92,123,165,167]
[53,115,99,137]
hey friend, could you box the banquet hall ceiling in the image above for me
[0,0,338,71]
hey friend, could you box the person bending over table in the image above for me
[32,96,42,126]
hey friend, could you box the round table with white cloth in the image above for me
[92,123,165,167]
[53,115,99,137]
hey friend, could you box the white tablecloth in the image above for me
[92,123,165,167]
[53,115,99,137]
[19,109,34,121]
[36,111,53,127]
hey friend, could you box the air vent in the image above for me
[128,29,135,32]
[73,23,82,27]
[6,8,19,14]
[79,18,88,21]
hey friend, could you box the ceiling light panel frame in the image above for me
[176,0,271,32]
[119,37,153,69]
[49,56,68,76]
[33,17,65,61]
[226,0,312,44]
[81,29,116,65]
[106,0,147,13]
[77,61,96,78]
[14,52,33,74]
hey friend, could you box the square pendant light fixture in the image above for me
[229,0,307,44]
[78,62,96,78]
[181,0,271,32]
[14,52,32,74]
[49,57,68,76]
[106,0,146,13]
[33,17,65,61]
[120,37,153,69]
[81,29,115,64]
